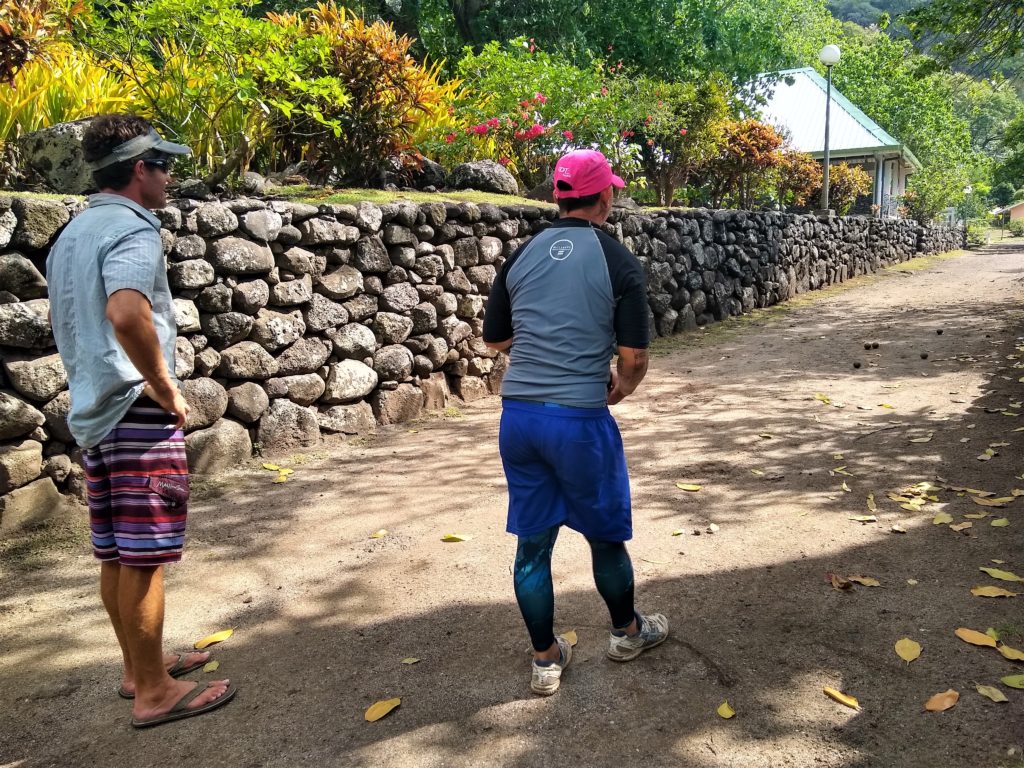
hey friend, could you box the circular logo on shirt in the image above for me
[549,239,574,261]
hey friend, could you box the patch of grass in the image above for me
[271,184,554,209]
[443,405,463,418]
[0,190,84,202]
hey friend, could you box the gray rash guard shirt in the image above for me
[483,217,649,408]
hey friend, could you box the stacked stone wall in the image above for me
[0,193,964,530]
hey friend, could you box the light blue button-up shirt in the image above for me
[46,194,178,448]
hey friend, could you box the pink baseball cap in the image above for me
[552,150,625,199]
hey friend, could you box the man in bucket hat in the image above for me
[483,149,668,695]
[46,114,236,727]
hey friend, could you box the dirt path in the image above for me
[2,244,1024,768]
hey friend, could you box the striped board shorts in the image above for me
[83,397,190,567]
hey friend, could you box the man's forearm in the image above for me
[616,348,649,396]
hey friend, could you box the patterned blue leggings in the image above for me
[514,525,635,651]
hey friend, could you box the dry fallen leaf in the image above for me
[975,683,1009,703]
[441,533,473,542]
[841,481,851,493]
[971,585,1018,598]
[879,403,895,409]
[194,628,234,650]
[401,658,420,665]
[717,701,736,719]
[828,572,853,591]
[562,630,578,647]
[675,483,702,492]
[273,475,288,484]
[203,660,220,673]
[971,496,1012,507]
[370,529,388,539]
[950,522,973,533]
[823,687,860,710]
[891,524,907,534]
[848,575,881,587]
[909,435,933,443]
[964,513,989,520]
[991,518,1011,527]
[867,493,877,512]
[907,579,919,585]
[955,628,998,648]
[979,567,1023,582]
[364,697,401,722]
[924,689,959,712]
[671,529,686,536]
[750,469,765,476]
[261,462,280,471]
[278,468,294,476]
[849,515,877,523]
[932,512,954,525]
[895,638,921,663]
[998,644,1024,661]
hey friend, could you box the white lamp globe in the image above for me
[819,44,841,66]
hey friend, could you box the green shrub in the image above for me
[1008,219,1024,237]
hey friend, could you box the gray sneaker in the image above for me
[530,635,573,695]
[607,612,669,662]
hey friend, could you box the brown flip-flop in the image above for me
[117,653,211,699]
[130,681,237,728]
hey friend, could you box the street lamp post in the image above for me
[819,44,841,212]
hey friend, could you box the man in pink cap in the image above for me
[483,150,668,695]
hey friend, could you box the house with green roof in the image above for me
[757,67,922,217]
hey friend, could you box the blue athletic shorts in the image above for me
[498,398,632,542]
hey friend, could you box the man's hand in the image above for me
[608,346,648,405]
[143,383,189,429]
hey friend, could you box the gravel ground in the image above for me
[2,242,1023,768]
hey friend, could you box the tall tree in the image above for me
[903,0,1024,75]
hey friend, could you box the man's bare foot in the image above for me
[132,677,232,721]
[120,651,211,696]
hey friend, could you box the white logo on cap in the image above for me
[549,239,574,260]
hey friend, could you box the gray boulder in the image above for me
[269,274,313,307]
[322,360,378,403]
[182,378,229,431]
[297,219,360,246]
[193,347,221,377]
[0,476,64,533]
[0,299,52,349]
[449,160,519,196]
[15,119,93,194]
[172,235,207,261]
[410,303,438,334]
[173,299,201,333]
[372,312,414,345]
[250,308,305,352]
[195,203,239,238]
[317,265,363,300]
[2,353,66,402]
[326,322,376,359]
[263,373,326,406]
[239,209,282,243]
[217,342,279,380]
[0,253,47,299]
[373,344,414,382]
[226,381,270,422]
[355,202,383,232]
[186,418,252,474]
[0,439,43,493]
[353,236,392,273]
[42,454,72,484]
[168,259,216,290]
[208,237,274,275]
[196,283,233,313]
[232,279,270,314]
[379,283,420,313]
[0,391,46,440]
[41,390,72,443]
[303,293,348,332]
[256,399,320,450]
[371,383,424,425]
[174,337,195,379]
[317,401,375,434]
[200,311,254,349]
[275,337,331,376]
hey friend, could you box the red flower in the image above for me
[535,92,547,104]
[499,157,511,166]
[600,86,609,96]
[486,118,501,128]
[444,133,456,144]
[520,100,530,107]
[562,130,573,140]
[646,139,654,146]
[679,128,687,136]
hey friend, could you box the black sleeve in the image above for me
[597,231,650,349]
[482,244,523,343]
